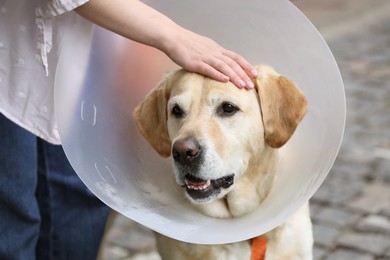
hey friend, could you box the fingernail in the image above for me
[238,79,246,88]
[222,75,229,82]
[251,69,258,77]
[247,81,254,89]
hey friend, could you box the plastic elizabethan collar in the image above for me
[54,0,345,244]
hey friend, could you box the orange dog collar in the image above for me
[251,236,267,260]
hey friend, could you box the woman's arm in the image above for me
[75,0,257,89]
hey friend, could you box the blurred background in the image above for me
[99,0,390,259]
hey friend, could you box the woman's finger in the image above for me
[215,54,255,89]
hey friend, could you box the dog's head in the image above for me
[134,65,307,209]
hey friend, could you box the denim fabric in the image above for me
[0,114,109,260]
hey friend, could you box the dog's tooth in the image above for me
[185,179,211,191]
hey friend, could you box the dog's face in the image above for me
[134,65,307,208]
[166,72,266,203]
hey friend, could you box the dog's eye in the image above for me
[218,102,239,117]
[171,105,185,118]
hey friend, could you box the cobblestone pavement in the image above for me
[100,1,390,259]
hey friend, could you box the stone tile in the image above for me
[100,215,158,259]
[309,204,324,218]
[323,249,374,260]
[347,182,390,214]
[128,251,161,260]
[384,247,390,258]
[313,246,327,260]
[377,256,390,260]
[337,231,390,255]
[111,221,156,252]
[330,158,371,180]
[313,207,361,228]
[376,158,390,182]
[355,215,390,235]
[382,207,390,218]
[101,245,130,260]
[311,176,362,206]
[313,223,340,248]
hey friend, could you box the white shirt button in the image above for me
[40,106,48,113]
[17,58,25,65]
[18,91,26,98]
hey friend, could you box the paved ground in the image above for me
[100,0,390,259]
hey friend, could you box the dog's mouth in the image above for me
[182,174,234,202]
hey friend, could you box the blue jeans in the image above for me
[0,114,109,260]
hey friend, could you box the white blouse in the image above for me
[0,0,90,144]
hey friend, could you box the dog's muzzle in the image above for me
[172,137,235,202]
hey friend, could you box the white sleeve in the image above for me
[35,0,91,75]
[39,0,90,16]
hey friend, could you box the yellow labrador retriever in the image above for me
[134,65,313,260]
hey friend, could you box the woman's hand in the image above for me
[76,0,257,89]
[161,27,258,89]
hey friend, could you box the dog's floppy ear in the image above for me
[133,74,173,158]
[255,65,307,148]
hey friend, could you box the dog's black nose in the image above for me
[172,137,201,164]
